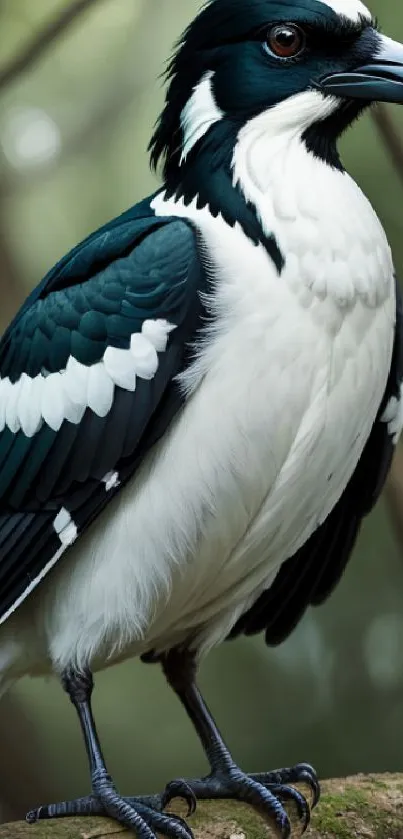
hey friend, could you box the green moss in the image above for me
[3,776,403,839]
[313,800,353,839]
[311,781,402,839]
[364,777,388,790]
[189,799,270,839]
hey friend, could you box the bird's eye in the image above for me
[264,23,306,59]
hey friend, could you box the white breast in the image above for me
[145,180,394,646]
[26,117,395,675]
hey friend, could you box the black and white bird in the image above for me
[1,0,403,836]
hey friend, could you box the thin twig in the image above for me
[0,0,105,93]
[372,103,403,188]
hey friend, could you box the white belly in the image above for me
[34,198,395,674]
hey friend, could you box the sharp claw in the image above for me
[240,778,292,838]
[146,811,194,839]
[159,763,316,839]
[169,814,195,839]
[162,780,197,818]
[302,773,320,808]
[26,805,57,823]
[270,784,310,830]
[293,765,321,808]
[289,794,309,832]
[253,763,320,812]
[293,762,316,775]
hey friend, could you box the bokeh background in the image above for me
[1,0,403,823]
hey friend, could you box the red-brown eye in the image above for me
[264,23,306,59]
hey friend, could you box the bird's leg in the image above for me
[26,668,194,839]
[159,648,320,839]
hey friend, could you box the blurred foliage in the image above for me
[0,0,403,823]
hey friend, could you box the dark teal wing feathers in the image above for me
[0,198,208,623]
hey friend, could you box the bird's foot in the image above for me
[160,762,319,839]
[26,770,195,839]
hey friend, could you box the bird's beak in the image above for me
[320,34,403,105]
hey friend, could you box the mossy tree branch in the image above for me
[1,774,403,839]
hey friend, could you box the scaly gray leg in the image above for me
[26,669,194,839]
[158,648,320,839]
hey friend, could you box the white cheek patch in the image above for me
[0,319,176,438]
[180,71,224,164]
[319,0,372,23]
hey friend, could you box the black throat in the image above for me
[302,99,369,169]
[162,122,285,274]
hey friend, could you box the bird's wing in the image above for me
[231,280,403,646]
[0,198,207,624]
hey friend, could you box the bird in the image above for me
[0,0,403,836]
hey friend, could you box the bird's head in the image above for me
[150,0,403,181]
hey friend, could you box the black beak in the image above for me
[321,34,403,104]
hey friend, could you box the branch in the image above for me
[0,0,106,93]
[1,774,402,838]
[372,103,403,187]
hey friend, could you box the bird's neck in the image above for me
[160,95,392,312]
[161,92,350,275]
[163,121,284,274]
[231,104,393,309]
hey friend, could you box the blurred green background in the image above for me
[1,0,403,824]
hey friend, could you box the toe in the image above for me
[162,779,197,817]
[270,784,311,832]
[26,809,40,824]
[225,774,291,838]
[251,763,320,810]
[104,799,157,839]
[264,799,291,838]
[26,796,104,821]
[293,764,321,808]
[141,808,194,839]
[250,784,291,838]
